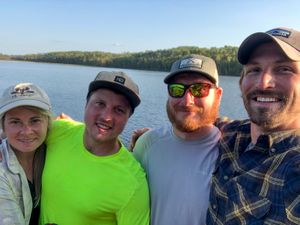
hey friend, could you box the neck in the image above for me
[250,120,300,144]
[83,132,121,156]
[173,124,215,141]
[13,148,35,182]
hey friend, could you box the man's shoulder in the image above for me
[136,125,171,144]
[52,119,83,129]
[49,119,84,139]
[148,125,172,138]
[132,125,171,160]
[218,118,250,132]
[119,145,148,178]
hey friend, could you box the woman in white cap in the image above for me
[0,83,52,225]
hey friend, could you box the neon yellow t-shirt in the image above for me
[40,119,150,225]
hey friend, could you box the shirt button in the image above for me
[270,148,276,153]
[224,175,229,180]
[213,204,217,209]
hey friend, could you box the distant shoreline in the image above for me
[1,46,242,76]
[0,59,239,78]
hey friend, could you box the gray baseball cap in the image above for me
[164,54,219,86]
[238,27,300,64]
[0,83,51,119]
[87,71,141,111]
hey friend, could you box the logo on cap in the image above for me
[267,28,291,38]
[114,76,125,85]
[179,58,203,69]
[11,86,35,98]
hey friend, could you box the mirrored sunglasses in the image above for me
[168,83,215,98]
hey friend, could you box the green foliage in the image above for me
[10,46,243,76]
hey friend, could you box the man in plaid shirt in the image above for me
[207,27,300,224]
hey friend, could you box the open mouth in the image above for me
[255,97,279,103]
[96,122,112,130]
[248,90,283,105]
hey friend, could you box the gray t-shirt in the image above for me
[133,125,220,225]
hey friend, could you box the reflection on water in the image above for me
[0,60,247,147]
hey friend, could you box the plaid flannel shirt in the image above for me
[207,119,300,225]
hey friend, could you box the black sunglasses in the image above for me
[168,83,216,98]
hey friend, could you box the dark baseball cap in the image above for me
[238,27,300,64]
[164,54,219,86]
[87,71,141,112]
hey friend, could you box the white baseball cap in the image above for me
[0,83,51,119]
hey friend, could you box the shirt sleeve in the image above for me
[132,131,152,171]
[0,174,27,225]
[284,156,300,224]
[116,178,150,225]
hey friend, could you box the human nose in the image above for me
[182,89,196,105]
[20,124,34,134]
[100,107,113,121]
[257,69,275,89]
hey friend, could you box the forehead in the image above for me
[5,106,41,116]
[248,42,289,63]
[170,72,212,84]
[89,88,130,106]
[3,107,43,124]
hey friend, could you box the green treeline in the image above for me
[10,46,242,76]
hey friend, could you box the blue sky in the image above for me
[1,0,300,55]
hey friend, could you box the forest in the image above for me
[4,46,243,76]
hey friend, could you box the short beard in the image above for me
[166,99,219,133]
[242,89,288,130]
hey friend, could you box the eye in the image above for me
[115,107,126,114]
[244,66,261,76]
[277,66,293,74]
[30,117,43,125]
[95,101,105,107]
[9,120,21,125]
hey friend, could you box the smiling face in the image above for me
[166,73,222,133]
[240,42,300,131]
[3,106,49,153]
[84,88,131,150]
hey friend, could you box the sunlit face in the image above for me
[240,42,300,131]
[84,88,131,146]
[3,106,49,153]
[166,73,222,132]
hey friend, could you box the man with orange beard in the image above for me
[133,54,223,225]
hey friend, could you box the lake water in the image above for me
[0,60,248,147]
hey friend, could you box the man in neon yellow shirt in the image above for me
[40,71,150,225]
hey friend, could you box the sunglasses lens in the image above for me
[168,84,185,98]
[168,83,213,98]
[190,83,210,97]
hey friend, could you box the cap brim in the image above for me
[238,32,300,64]
[0,99,51,118]
[164,69,217,84]
[88,81,141,110]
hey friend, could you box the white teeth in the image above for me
[96,123,111,129]
[256,97,276,102]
